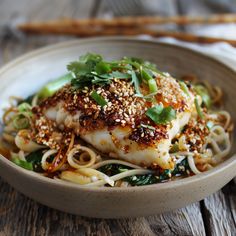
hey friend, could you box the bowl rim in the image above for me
[0,36,235,193]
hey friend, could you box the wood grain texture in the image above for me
[0,0,235,235]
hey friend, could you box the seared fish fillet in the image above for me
[32,75,195,169]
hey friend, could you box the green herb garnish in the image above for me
[131,71,142,95]
[179,81,190,97]
[68,53,163,96]
[194,98,204,119]
[91,91,107,107]
[194,85,211,108]
[146,104,176,125]
[148,79,158,93]
[18,103,32,112]
[38,73,73,98]
[13,114,30,130]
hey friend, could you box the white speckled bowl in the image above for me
[0,38,235,218]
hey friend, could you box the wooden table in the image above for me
[0,1,235,235]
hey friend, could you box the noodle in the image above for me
[67,145,97,169]
[0,54,233,187]
[41,149,58,170]
[84,169,153,187]
[91,159,143,170]
[187,156,201,175]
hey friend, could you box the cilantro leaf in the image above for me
[131,71,142,95]
[110,71,131,79]
[146,104,176,124]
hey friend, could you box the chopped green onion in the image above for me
[140,67,153,81]
[194,98,204,119]
[194,85,211,108]
[12,158,33,171]
[148,79,158,93]
[13,114,30,130]
[38,73,73,98]
[146,104,176,125]
[91,91,107,107]
[179,81,190,97]
[18,103,32,112]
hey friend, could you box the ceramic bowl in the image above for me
[0,37,235,218]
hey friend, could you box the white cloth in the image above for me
[138,35,236,69]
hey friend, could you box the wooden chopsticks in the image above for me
[18,14,236,46]
[19,14,236,28]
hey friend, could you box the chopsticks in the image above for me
[19,14,236,28]
[18,14,236,46]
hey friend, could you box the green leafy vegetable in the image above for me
[146,104,176,125]
[12,158,33,171]
[125,174,158,186]
[98,164,130,176]
[38,73,73,98]
[25,150,44,172]
[68,53,163,96]
[194,98,204,119]
[95,61,111,74]
[194,85,211,108]
[91,91,107,107]
[171,158,190,176]
[98,159,191,186]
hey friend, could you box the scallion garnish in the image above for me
[148,79,158,94]
[38,73,73,98]
[194,98,204,119]
[194,85,211,108]
[140,67,153,82]
[146,104,176,125]
[18,103,32,112]
[13,114,30,130]
[179,81,190,97]
[91,91,107,107]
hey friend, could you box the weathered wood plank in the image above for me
[0,176,207,236]
[0,0,235,236]
[201,189,236,236]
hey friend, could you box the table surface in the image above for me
[0,0,235,235]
